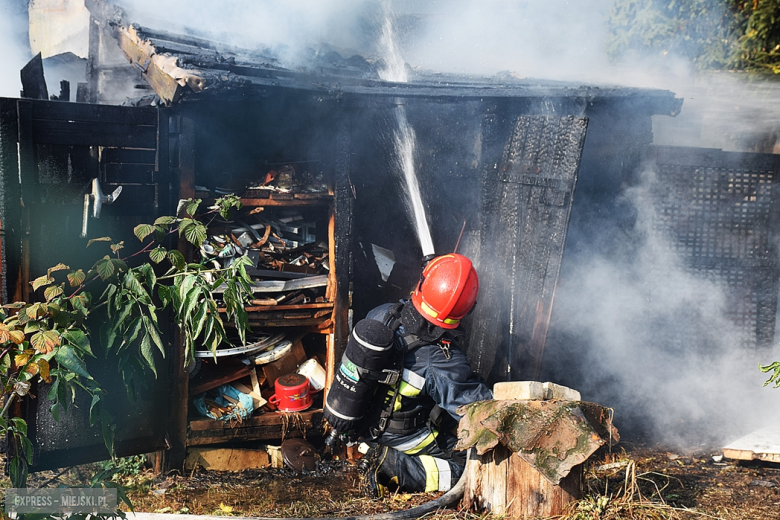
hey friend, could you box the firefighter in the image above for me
[324,253,492,496]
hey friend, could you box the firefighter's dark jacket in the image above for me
[362,302,493,454]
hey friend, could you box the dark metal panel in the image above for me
[645,145,780,350]
[28,369,170,471]
[467,115,588,384]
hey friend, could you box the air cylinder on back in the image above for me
[324,318,395,434]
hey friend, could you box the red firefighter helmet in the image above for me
[411,253,479,329]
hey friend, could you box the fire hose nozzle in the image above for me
[421,253,436,267]
[324,429,342,450]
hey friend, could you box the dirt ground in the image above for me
[20,442,780,519]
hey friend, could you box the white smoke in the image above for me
[119,0,380,69]
[549,165,780,446]
[0,1,31,98]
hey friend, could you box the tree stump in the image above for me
[455,388,619,519]
[462,444,582,518]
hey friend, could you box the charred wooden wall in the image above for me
[343,96,592,384]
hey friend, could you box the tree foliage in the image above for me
[607,0,780,73]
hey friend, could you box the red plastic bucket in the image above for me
[269,373,312,412]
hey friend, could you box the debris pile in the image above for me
[246,164,328,194]
[187,170,333,436]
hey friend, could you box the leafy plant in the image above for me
[759,360,780,387]
[0,195,251,504]
[97,455,146,479]
[731,0,780,73]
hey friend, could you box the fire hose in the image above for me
[127,450,471,520]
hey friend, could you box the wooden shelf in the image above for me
[188,409,324,445]
[220,302,333,328]
[182,189,337,453]
[218,302,333,313]
[189,359,253,395]
[200,192,332,207]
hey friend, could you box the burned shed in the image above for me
[12,0,774,472]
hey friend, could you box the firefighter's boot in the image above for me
[360,445,434,497]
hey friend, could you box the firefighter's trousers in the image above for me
[372,431,464,494]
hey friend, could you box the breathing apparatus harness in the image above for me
[323,302,459,446]
[367,301,459,440]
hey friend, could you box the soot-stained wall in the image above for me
[346,93,663,387]
[155,89,674,391]
[347,97,486,319]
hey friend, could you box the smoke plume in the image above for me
[0,1,31,98]
[547,164,780,447]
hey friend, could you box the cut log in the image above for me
[463,444,582,518]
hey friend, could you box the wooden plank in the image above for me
[332,119,353,389]
[189,409,322,432]
[237,197,331,207]
[468,115,587,382]
[188,410,323,445]
[31,119,157,148]
[250,368,264,392]
[189,364,252,395]
[247,318,332,329]
[326,211,336,301]
[101,147,157,164]
[225,302,333,313]
[31,101,157,126]
[104,163,155,183]
[166,114,193,473]
[232,381,267,409]
[116,29,184,105]
[16,101,35,304]
[213,275,328,294]
[251,309,328,320]
[155,108,170,213]
[722,426,780,463]
[184,447,271,471]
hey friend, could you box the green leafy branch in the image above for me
[0,194,247,493]
[760,360,780,387]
